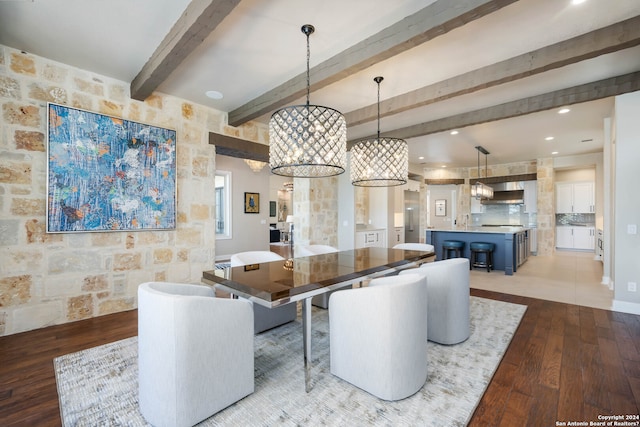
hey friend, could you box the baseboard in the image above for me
[612,299,640,315]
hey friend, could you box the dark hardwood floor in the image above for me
[1,289,638,426]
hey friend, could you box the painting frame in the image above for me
[435,199,447,217]
[269,201,276,217]
[46,103,177,233]
[244,192,260,214]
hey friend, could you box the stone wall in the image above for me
[293,176,339,248]
[0,45,267,336]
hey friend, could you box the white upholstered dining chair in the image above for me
[230,251,298,333]
[399,257,470,345]
[329,273,428,401]
[138,282,254,427]
[393,242,435,252]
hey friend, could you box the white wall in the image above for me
[613,91,640,313]
[427,185,457,229]
[214,155,271,260]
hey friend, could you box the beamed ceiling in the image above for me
[1,0,639,169]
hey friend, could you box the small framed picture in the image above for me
[269,201,276,217]
[244,192,260,214]
[435,199,446,217]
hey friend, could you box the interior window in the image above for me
[215,171,231,239]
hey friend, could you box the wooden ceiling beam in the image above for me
[346,15,640,127]
[351,71,640,142]
[130,0,241,101]
[227,0,518,127]
[209,133,269,163]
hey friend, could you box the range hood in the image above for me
[481,182,524,205]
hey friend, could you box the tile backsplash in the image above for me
[555,213,595,226]
[471,204,536,226]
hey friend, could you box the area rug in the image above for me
[54,296,526,426]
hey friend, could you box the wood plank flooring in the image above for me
[1,289,638,426]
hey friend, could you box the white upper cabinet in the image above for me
[572,182,594,213]
[556,183,574,213]
[556,182,594,214]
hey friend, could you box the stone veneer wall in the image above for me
[535,157,554,256]
[293,177,339,248]
[0,46,268,336]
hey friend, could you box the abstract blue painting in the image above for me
[46,103,176,232]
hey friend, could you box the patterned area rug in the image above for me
[54,297,526,426]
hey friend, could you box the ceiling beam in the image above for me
[227,0,519,127]
[130,0,241,101]
[346,15,640,127]
[209,133,269,162]
[350,71,640,142]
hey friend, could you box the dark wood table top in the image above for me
[202,247,434,307]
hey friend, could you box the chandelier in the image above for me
[269,24,346,178]
[471,145,494,200]
[350,76,408,187]
[244,159,267,173]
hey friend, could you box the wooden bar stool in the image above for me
[442,240,464,260]
[470,242,495,272]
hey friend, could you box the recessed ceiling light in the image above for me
[552,151,559,155]
[450,130,459,135]
[205,90,224,100]
[441,165,447,168]
[571,0,586,5]
[558,107,571,114]
[418,156,424,160]
[545,136,554,141]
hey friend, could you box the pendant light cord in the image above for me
[306,30,310,106]
[377,79,381,139]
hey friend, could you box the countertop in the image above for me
[427,226,530,234]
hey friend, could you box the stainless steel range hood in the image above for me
[481,182,524,205]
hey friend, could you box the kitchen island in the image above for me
[426,227,530,275]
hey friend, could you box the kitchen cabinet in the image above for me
[572,182,594,213]
[556,182,594,213]
[556,226,595,250]
[523,181,537,213]
[573,227,595,250]
[355,229,386,249]
[393,227,404,245]
[556,227,573,249]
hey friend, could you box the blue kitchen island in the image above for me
[426,227,530,275]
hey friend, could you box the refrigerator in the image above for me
[404,190,420,243]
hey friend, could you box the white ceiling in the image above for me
[1,0,639,169]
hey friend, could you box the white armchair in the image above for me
[329,273,428,401]
[138,282,254,427]
[399,257,470,344]
[393,242,435,252]
[295,244,345,309]
[230,251,298,333]
[295,244,339,257]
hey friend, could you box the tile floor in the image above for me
[470,250,614,310]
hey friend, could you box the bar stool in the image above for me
[470,242,495,272]
[442,240,464,260]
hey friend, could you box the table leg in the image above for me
[302,297,312,392]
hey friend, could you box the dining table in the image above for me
[201,247,435,392]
